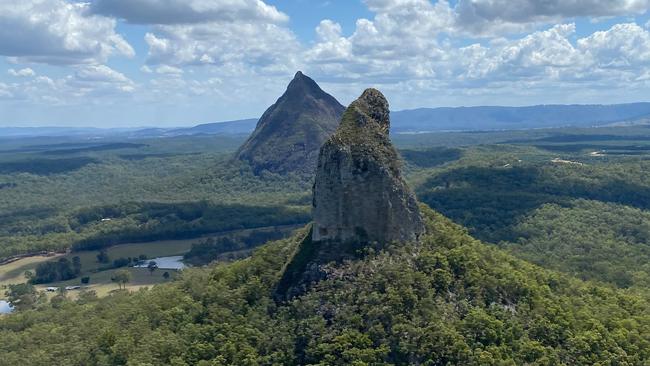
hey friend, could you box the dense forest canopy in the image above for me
[3,126,650,364]
[2,208,650,365]
[0,136,312,259]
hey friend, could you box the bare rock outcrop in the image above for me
[275,89,424,301]
[235,71,344,175]
[312,88,424,244]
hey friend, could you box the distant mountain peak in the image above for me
[235,71,345,175]
[293,70,305,79]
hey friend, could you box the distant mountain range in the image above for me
[4,103,650,138]
[0,119,257,138]
[390,103,650,132]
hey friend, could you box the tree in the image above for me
[147,261,158,276]
[81,276,90,285]
[5,283,39,311]
[163,271,170,280]
[97,250,110,264]
[113,257,130,268]
[72,256,82,275]
[112,270,131,290]
[23,270,33,281]
[32,258,77,284]
[76,289,97,304]
[134,254,148,266]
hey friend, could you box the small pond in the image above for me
[133,256,185,270]
[0,300,13,314]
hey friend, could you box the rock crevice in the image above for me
[312,88,425,244]
[275,88,425,301]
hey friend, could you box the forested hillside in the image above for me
[414,129,650,290]
[0,136,311,259]
[2,208,650,365]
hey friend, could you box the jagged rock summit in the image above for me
[275,89,425,300]
[235,71,345,175]
[312,88,425,244]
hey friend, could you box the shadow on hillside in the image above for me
[0,157,99,175]
[416,165,650,243]
[71,201,311,251]
[399,147,462,168]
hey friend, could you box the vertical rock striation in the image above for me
[312,88,425,244]
[275,88,424,301]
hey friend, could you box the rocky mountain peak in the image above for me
[274,88,425,300]
[343,88,390,131]
[234,72,344,175]
[312,88,425,244]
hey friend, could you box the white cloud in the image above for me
[155,65,184,75]
[306,16,650,106]
[90,0,287,25]
[316,19,343,42]
[8,68,35,77]
[144,22,300,73]
[5,0,650,126]
[0,65,136,104]
[302,0,650,95]
[306,0,454,82]
[0,82,12,98]
[455,0,650,34]
[357,0,650,36]
[462,24,584,80]
[115,0,299,77]
[0,0,134,65]
[578,23,650,69]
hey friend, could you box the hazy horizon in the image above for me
[5,99,650,129]
[2,1,650,127]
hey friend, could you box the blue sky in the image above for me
[1,0,650,127]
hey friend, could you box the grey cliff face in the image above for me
[312,88,425,244]
[274,88,425,301]
[235,71,345,175]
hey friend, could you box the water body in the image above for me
[134,256,185,270]
[0,300,13,314]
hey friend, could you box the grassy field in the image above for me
[0,237,198,289]
[0,239,193,301]
[0,254,64,288]
[48,267,179,298]
[0,225,300,301]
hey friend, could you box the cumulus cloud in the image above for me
[155,65,184,75]
[106,0,299,76]
[90,0,287,25]
[306,14,650,103]
[144,22,300,72]
[578,23,650,69]
[306,0,454,82]
[0,0,133,65]
[0,65,135,104]
[73,65,135,92]
[8,68,35,77]
[355,0,650,36]
[456,0,650,34]
[5,0,650,124]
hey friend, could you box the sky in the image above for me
[1,0,650,127]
